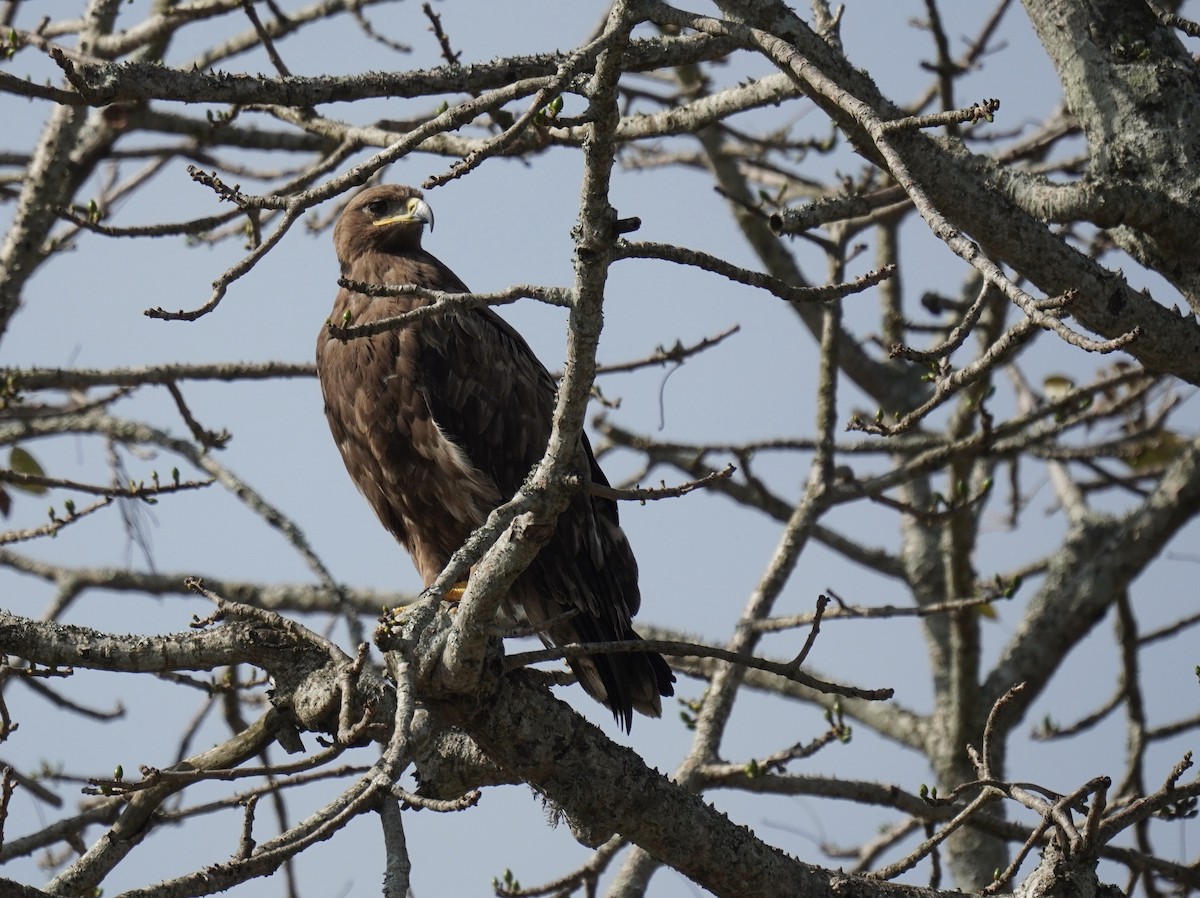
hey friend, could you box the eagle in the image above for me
[316,184,674,729]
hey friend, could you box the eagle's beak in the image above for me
[372,198,435,231]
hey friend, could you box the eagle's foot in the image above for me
[373,580,467,638]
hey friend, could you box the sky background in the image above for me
[2,2,1199,896]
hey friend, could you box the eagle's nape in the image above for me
[316,184,675,730]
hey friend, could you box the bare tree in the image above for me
[2,1,1199,897]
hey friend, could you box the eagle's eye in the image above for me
[365,199,389,216]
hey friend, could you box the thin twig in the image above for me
[505,636,893,701]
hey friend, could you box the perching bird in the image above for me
[316,184,674,729]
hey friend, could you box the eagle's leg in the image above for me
[443,581,470,602]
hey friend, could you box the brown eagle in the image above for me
[316,184,674,729]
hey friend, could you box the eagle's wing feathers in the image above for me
[408,281,666,725]
[416,304,555,498]
[415,298,639,618]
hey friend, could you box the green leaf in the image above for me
[10,446,48,494]
[1122,429,1185,472]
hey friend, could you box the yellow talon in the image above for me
[444,580,468,602]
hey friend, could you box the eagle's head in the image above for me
[334,184,435,267]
